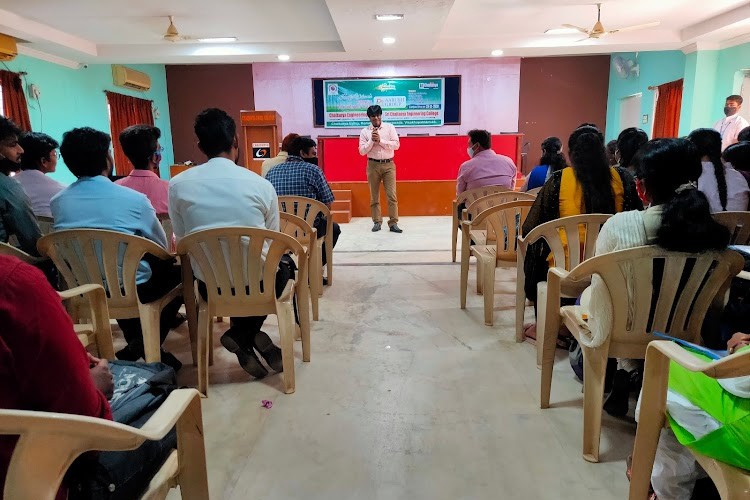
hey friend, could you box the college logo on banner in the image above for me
[327,84,339,95]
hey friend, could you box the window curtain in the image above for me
[652,79,683,139]
[0,70,32,132]
[106,91,154,176]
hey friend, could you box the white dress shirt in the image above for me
[697,160,749,213]
[168,157,280,280]
[714,114,750,151]
[358,122,400,160]
[13,169,66,217]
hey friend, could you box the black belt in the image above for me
[368,158,393,163]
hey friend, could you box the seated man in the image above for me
[169,108,288,380]
[261,132,299,178]
[15,132,66,218]
[115,125,169,214]
[0,116,41,256]
[51,127,182,371]
[0,255,177,499]
[266,136,341,272]
[457,129,517,196]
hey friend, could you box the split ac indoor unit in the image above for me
[0,34,18,61]
[112,65,151,91]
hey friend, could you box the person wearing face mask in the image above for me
[0,116,42,256]
[456,129,517,196]
[15,132,66,218]
[714,95,749,151]
[115,125,169,215]
[266,136,340,272]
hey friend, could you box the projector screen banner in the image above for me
[323,77,445,128]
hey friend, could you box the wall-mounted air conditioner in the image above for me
[112,65,151,92]
[0,34,18,62]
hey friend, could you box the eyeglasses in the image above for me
[50,150,59,158]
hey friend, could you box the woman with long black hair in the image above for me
[688,128,749,212]
[521,125,642,339]
[522,136,567,191]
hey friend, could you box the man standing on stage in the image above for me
[358,105,402,233]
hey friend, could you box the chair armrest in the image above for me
[647,340,750,380]
[58,284,105,301]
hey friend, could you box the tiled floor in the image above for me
[159,216,635,499]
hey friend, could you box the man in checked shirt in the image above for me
[358,105,402,233]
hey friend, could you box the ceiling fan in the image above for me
[561,3,660,41]
[163,16,189,42]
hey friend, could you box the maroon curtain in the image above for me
[106,91,154,175]
[0,70,31,131]
[652,79,683,139]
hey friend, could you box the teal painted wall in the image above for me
[715,42,750,122]
[680,50,719,135]
[605,51,686,141]
[2,55,173,184]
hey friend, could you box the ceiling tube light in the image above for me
[544,28,579,35]
[197,37,239,43]
[491,49,504,56]
[278,54,290,61]
[375,14,404,21]
[382,36,396,44]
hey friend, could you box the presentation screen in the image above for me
[313,76,461,128]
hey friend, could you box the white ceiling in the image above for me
[1,0,749,67]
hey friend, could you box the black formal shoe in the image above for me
[160,350,183,372]
[372,222,382,232]
[115,343,144,362]
[389,224,403,233]
[603,369,630,417]
[220,329,268,379]
[253,331,284,373]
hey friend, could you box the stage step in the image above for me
[332,189,352,223]
[332,210,352,223]
[332,189,351,200]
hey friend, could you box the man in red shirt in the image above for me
[0,255,113,497]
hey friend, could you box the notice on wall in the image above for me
[323,78,445,128]
[251,142,271,161]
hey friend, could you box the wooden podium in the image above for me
[240,110,282,175]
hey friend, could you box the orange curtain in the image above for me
[0,70,32,132]
[106,91,154,176]
[652,79,683,139]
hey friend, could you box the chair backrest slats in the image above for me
[714,211,750,246]
[471,200,534,261]
[456,185,512,207]
[464,191,536,221]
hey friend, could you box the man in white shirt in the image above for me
[714,95,749,151]
[358,105,402,233]
[169,108,285,380]
[15,132,66,217]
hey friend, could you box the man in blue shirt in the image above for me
[51,127,182,371]
[266,136,341,272]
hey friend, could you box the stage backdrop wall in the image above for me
[252,58,521,139]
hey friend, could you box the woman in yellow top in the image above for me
[522,125,642,338]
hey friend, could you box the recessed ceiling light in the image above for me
[197,37,238,43]
[277,54,290,61]
[491,49,504,57]
[375,14,404,21]
[544,28,580,35]
[382,36,396,44]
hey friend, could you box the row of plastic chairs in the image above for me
[456,199,750,497]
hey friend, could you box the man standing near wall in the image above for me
[358,105,402,233]
[714,95,749,151]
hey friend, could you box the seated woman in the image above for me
[588,138,731,416]
[688,128,749,213]
[638,332,750,500]
[522,136,566,191]
[722,141,750,185]
[522,125,642,339]
[615,127,648,173]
